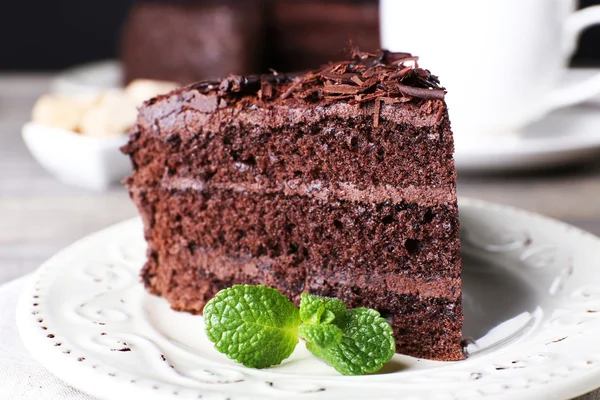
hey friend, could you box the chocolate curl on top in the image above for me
[190,48,445,103]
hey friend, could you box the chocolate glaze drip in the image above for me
[188,48,446,103]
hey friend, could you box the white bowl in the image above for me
[21,122,131,191]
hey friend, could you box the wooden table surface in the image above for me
[1,74,600,399]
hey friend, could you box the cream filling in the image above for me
[162,248,460,300]
[164,177,455,207]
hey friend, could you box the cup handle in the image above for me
[546,5,600,111]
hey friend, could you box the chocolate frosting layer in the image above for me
[133,49,451,138]
[163,246,461,300]
[164,177,456,207]
[138,91,448,137]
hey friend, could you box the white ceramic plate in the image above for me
[16,198,600,400]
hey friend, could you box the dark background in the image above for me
[2,0,600,71]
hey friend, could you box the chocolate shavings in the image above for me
[188,48,446,109]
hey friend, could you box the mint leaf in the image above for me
[204,287,396,375]
[299,294,395,375]
[204,285,301,368]
[298,323,343,348]
[299,293,346,325]
[304,308,396,376]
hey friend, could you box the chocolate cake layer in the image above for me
[138,187,460,278]
[129,105,454,189]
[124,50,463,361]
[143,248,461,360]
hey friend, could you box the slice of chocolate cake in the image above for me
[123,49,463,361]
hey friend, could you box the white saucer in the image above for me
[454,102,600,172]
[50,62,600,172]
[452,68,600,173]
[16,198,600,400]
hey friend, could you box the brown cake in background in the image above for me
[266,0,379,72]
[123,49,463,361]
[120,0,263,84]
[120,0,379,84]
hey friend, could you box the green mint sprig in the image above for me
[204,285,396,375]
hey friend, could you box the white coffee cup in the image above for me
[380,0,600,137]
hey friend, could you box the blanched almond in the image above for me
[31,94,97,132]
[125,79,179,106]
[79,91,137,137]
